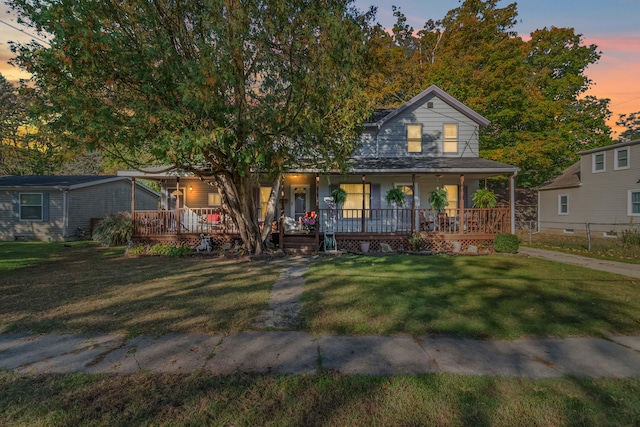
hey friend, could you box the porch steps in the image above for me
[282,234,319,255]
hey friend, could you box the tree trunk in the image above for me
[212,172,281,256]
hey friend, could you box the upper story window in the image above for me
[407,124,422,153]
[592,152,605,173]
[443,124,458,154]
[20,193,43,220]
[558,194,569,215]
[615,147,629,170]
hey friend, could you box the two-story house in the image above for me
[538,139,640,236]
[119,85,520,253]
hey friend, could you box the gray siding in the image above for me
[0,189,65,241]
[539,142,640,231]
[354,93,481,158]
[68,181,158,234]
[0,179,158,241]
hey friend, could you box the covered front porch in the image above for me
[131,206,511,254]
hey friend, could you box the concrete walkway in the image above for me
[518,246,640,279]
[2,331,640,378]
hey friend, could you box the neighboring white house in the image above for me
[0,175,159,241]
[538,139,640,234]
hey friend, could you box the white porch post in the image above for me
[509,172,517,234]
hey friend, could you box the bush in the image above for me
[621,228,640,247]
[494,233,519,253]
[92,212,132,246]
[147,243,192,257]
[409,231,428,251]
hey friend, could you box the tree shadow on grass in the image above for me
[301,254,640,339]
[0,244,280,336]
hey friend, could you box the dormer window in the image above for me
[443,124,458,154]
[407,124,422,153]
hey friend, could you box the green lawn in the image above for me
[0,242,279,336]
[1,371,639,426]
[301,254,640,339]
[3,243,640,425]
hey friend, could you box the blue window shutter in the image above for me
[42,193,49,221]
[13,193,20,220]
[371,183,381,219]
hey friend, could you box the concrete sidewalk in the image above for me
[2,331,640,378]
[518,246,640,279]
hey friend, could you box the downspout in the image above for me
[509,171,518,234]
[62,190,68,239]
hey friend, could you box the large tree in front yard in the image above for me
[10,0,374,254]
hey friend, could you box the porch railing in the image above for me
[133,207,510,236]
[133,207,239,236]
[317,208,510,235]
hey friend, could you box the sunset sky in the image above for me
[355,0,640,136]
[1,0,638,136]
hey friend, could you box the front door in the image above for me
[292,186,309,221]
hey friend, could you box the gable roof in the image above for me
[539,162,581,191]
[363,85,490,129]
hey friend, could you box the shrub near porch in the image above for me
[301,254,640,339]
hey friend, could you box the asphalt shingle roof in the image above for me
[0,175,119,188]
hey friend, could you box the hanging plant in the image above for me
[385,187,406,207]
[429,187,449,211]
[472,188,497,208]
[331,187,347,206]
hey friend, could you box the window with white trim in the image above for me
[615,147,629,170]
[259,187,272,220]
[407,124,422,153]
[443,124,458,154]
[20,193,43,220]
[629,190,640,216]
[592,152,605,173]
[340,183,370,218]
[558,194,569,215]
[207,193,222,206]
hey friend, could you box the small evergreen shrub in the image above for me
[92,212,132,246]
[493,233,520,253]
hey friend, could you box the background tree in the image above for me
[11,0,375,254]
[0,72,64,174]
[364,1,613,187]
[617,112,640,142]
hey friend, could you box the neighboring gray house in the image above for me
[538,139,640,234]
[0,176,159,242]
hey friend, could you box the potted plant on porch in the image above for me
[472,188,497,208]
[429,187,448,211]
[385,187,406,233]
[429,187,449,232]
[331,187,347,207]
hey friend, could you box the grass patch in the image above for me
[301,254,640,339]
[0,242,278,336]
[1,371,639,426]
[517,231,640,264]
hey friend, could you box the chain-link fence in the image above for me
[515,220,640,254]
